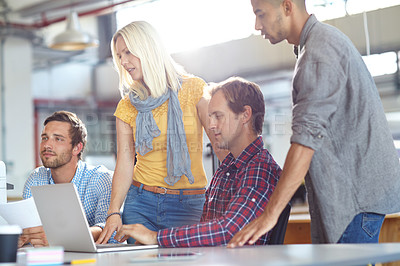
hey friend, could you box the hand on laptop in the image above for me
[96,213,122,244]
[90,226,103,242]
[114,224,157,245]
[18,226,49,248]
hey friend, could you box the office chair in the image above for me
[268,203,291,244]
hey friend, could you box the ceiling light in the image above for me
[49,11,99,51]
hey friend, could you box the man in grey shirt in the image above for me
[228,0,400,245]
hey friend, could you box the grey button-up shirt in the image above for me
[291,14,400,243]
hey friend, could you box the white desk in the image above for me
[18,243,400,266]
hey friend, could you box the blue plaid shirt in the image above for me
[23,161,113,234]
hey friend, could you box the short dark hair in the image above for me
[44,111,87,160]
[266,0,306,9]
[210,77,265,135]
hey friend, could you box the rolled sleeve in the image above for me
[291,61,345,150]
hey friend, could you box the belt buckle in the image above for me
[160,187,168,195]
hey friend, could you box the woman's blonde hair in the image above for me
[111,21,186,100]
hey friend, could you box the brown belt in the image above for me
[132,180,205,195]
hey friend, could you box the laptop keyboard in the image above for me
[96,243,135,249]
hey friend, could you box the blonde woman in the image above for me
[97,21,226,244]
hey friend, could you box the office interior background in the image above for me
[0,0,400,199]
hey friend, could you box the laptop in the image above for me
[31,183,158,253]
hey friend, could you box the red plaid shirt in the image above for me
[157,136,281,247]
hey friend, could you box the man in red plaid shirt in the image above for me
[114,77,282,247]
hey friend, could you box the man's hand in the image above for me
[90,226,103,242]
[18,233,30,248]
[96,214,122,244]
[227,211,276,248]
[114,224,157,245]
[18,226,48,247]
[228,143,314,248]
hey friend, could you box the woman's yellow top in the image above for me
[114,76,208,189]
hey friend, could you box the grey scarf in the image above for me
[129,87,194,186]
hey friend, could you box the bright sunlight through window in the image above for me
[117,0,256,54]
[117,0,400,58]
[307,0,400,21]
[363,52,398,77]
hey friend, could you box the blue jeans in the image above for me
[122,184,206,244]
[337,212,385,243]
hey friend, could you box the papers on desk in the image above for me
[0,197,42,228]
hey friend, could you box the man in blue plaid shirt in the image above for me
[19,111,114,247]
[112,77,282,247]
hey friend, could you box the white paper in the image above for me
[0,197,42,229]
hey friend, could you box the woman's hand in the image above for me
[95,214,122,244]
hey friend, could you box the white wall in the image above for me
[32,63,93,99]
[264,111,292,169]
[94,60,120,100]
[32,59,120,101]
[0,37,35,198]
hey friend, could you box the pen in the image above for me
[64,258,96,264]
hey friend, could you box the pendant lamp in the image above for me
[49,11,99,51]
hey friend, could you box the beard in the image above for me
[216,140,229,151]
[41,150,73,169]
[267,13,286,44]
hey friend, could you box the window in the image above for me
[116,0,400,53]
[116,0,255,54]
[363,52,398,77]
